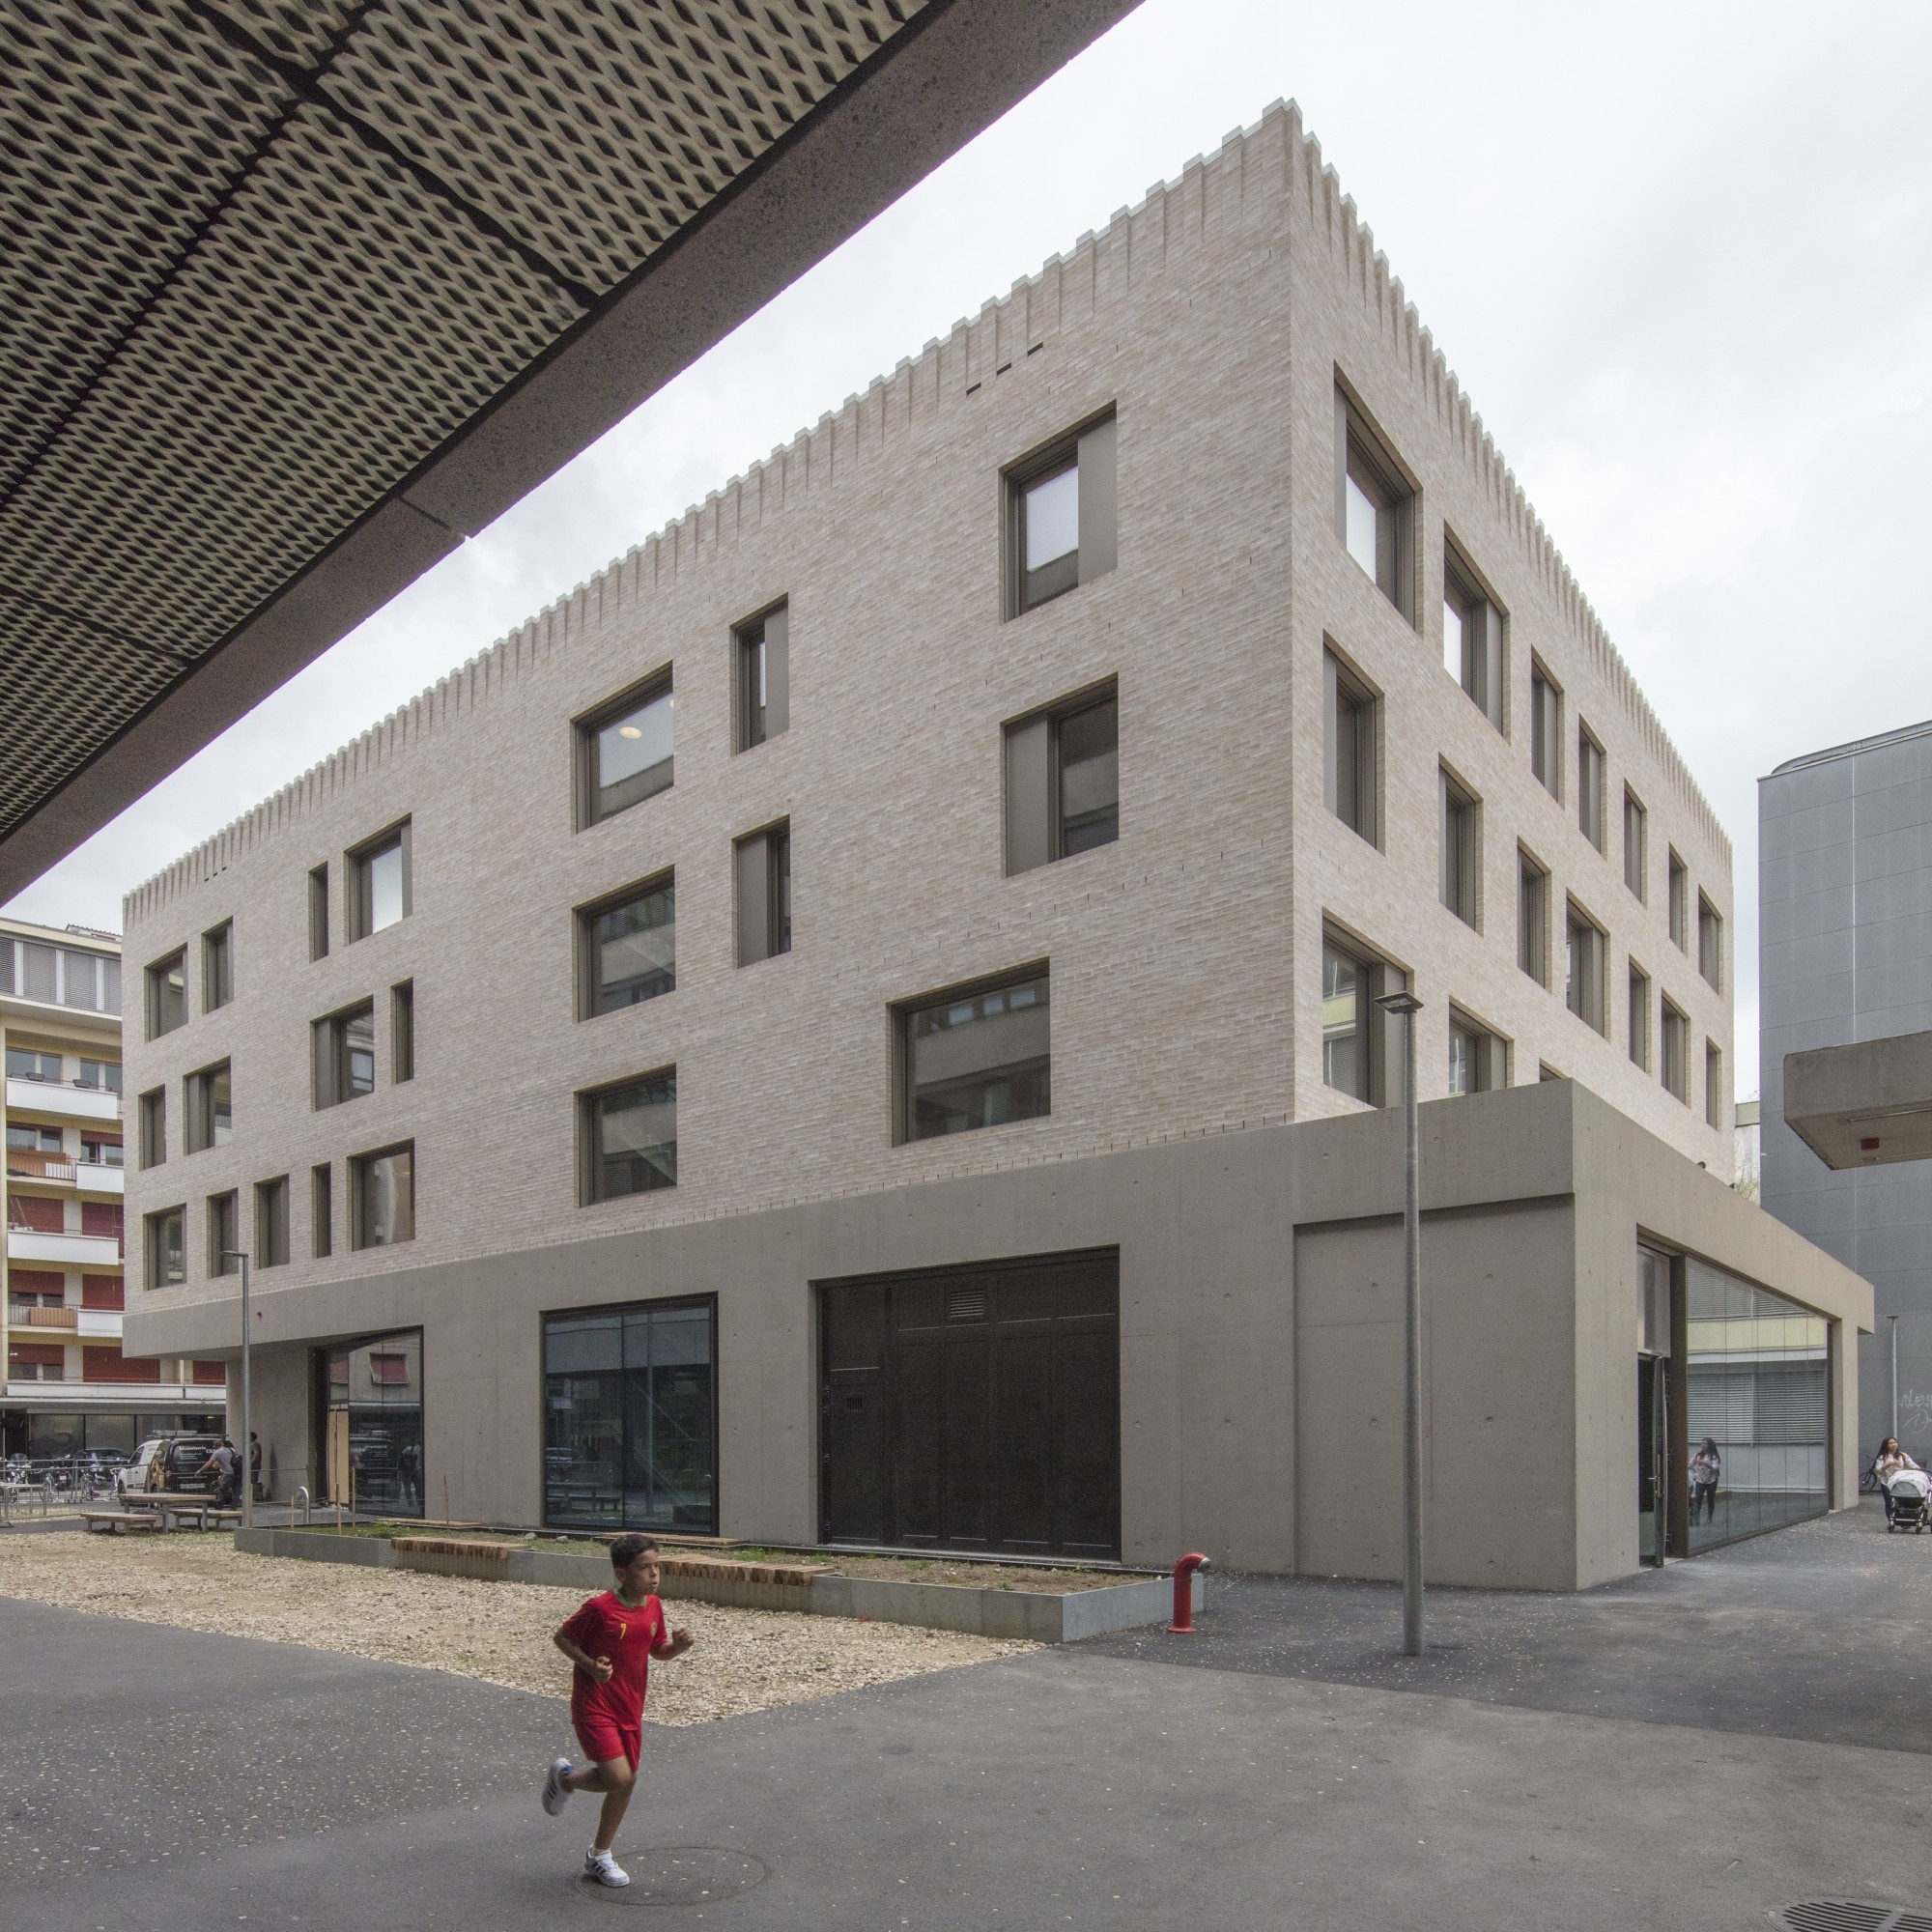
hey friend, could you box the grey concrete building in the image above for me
[123,103,1868,1586]
[1761,721,1932,1463]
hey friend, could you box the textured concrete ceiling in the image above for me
[0,0,1137,900]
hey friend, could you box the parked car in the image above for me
[116,1435,225,1497]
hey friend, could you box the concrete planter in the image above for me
[232,1528,1198,1641]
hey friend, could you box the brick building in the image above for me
[123,104,1865,1583]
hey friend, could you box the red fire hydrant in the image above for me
[1167,1551,1210,1633]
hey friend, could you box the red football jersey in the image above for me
[558,1590,670,1731]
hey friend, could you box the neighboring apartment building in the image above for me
[1761,721,1932,1462]
[2,917,224,1458]
[123,104,1864,1585]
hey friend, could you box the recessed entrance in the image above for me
[817,1249,1119,1560]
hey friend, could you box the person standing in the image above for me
[197,1439,241,1508]
[541,1535,695,1888]
[1690,1437,1721,1525]
[248,1432,263,1504]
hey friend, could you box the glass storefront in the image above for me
[543,1296,716,1533]
[1686,1259,1830,1551]
[320,1330,424,1519]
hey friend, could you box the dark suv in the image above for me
[117,1435,225,1496]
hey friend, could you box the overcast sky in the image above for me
[11,0,1931,1089]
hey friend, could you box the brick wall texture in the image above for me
[123,101,1734,1321]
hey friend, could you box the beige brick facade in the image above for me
[123,100,1732,1331]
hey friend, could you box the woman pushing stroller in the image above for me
[1873,1437,1928,1532]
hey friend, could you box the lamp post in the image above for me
[1374,988,1424,1657]
[219,1248,252,1530]
[1890,1314,1901,1446]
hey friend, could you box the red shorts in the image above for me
[572,1713,641,1773]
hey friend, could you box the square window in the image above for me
[1323,649,1378,845]
[1698,894,1723,991]
[582,1072,678,1202]
[897,968,1050,1143]
[1442,543,1505,730]
[1004,682,1119,873]
[146,1206,185,1290]
[1624,790,1648,900]
[582,873,676,1012]
[1518,849,1549,986]
[184,1061,232,1152]
[1005,413,1116,617]
[208,1190,240,1277]
[1530,665,1561,799]
[348,822,410,939]
[580,677,674,825]
[1335,389,1413,619]
[735,603,789,751]
[146,949,187,1039]
[203,920,233,1010]
[1577,726,1605,851]
[734,826,791,966]
[256,1176,291,1268]
[313,1002,376,1109]
[351,1143,414,1248]
[1440,768,1480,929]
[1565,901,1606,1035]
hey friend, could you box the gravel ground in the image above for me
[0,1531,1034,1725]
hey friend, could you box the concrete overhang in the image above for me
[0,0,1139,902]
[1783,1030,1932,1169]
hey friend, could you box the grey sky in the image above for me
[13,0,1930,1091]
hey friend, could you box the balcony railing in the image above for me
[5,1068,120,1094]
[8,1304,78,1329]
[6,1152,78,1183]
[6,1365,64,1381]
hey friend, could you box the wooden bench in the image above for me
[79,1509,160,1535]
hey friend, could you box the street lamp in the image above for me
[218,1247,252,1530]
[1374,988,1424,1657]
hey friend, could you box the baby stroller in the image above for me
[1886,1466,1931,1534]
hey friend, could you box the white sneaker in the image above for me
[584,1850,630,1888]
[541,1758,573,1816]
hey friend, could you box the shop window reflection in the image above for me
[321,1330,424,1519]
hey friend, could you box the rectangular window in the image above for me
[1322,649,1378,845]
[184,1061,232,1152]
[1335,388,1413,619]
[579,675,674,826]
[202,920,233,1010]
[1003,681,1120,873]
[208,1191,239,1277]
[1006,412,1116,616]
[542,1296,717,1535]
[313,1001,376,1109]
[146,949,187,1039]
[1662,1001,1690,1102]
[145,1207,185,1290]
[57,947,109,1011]
[1628,962,1651,1070]
[391,981,414,1083]
[1321,930,1383,1103]
[1440,769,1480,928]
[735,602,788,751]
[1705,1039,1724,1129]
[81,1134,123,1169]
[351,1143,414,1249]
[78,1057,121,1094]
[582,1072,678,1202]
[1668,851,1690,950]
[734,826,791,967]
[580,874,676,1012]
[1442,544,1504,730]
[898,967,1050,1143]
[312,1163,333,1259]
[1518,849,1548,986]
[256,1176,290,1268]
[1577,727,1605,851]
[1565,901,1605,1035]
[138,1088,166,1169]
[6,1046,60,1083]
[1698,894,1723,990]
[18,941,55,1003]
[1624,789,1647,900]
[1530,665,1561,799]
[348,821,410,940]
[1447,1009,1502,1095]
[309,864,329,961]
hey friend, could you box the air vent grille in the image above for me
[946,1287,987,1323]
[1778,1902,1932,1932]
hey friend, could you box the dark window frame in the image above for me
[1530,660,1562,800]
[894,961,1051,1148]
[1322,645,1380,847]
[207,1190,240,1278]
[308,863,330,961]
[576,668,675,829]
[145,1205,186,1290]
[1441,535,1506,731]
[579,1067,679,1204]
[1003,409,1118,619]
[391,980,415,1083]
[1697,893,1724,991]
[1446,1005,1505,1095]
[347,818,412,942]
[1624,787,1648,900]
[733,599,789,753]
[255,1175,291,1268]
[733,825,791,967]
[1577,724,1606,852]
[1629,960,1652,1070]
[202,920,234,1011]
[1334,383,1416,623]
[1440,765,1480,928]
[183,1059,232,1153]
[1321,922,1395,1106]
[1518,846,1549,987]
[1565,898,1607,1036]
[349,1140,415,1250]
[1003,676,1121,875]
[137,1086,166,1170]
[312,999,377,1110]
[145,947,188,1041]
[311,1163,333,1259]
[578,869,677,1015]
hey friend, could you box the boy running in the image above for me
[542,1534,696,1888]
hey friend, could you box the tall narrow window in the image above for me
[1705,1040,1724,1129]
[1668,851,1690,950]
[1577,727,1605,850]
[1335,388,1413,619]
[1321,931,1384,1103]
[312,1164,333,1259]
[898,968,1050,1142]
[351,1143,415,1248]
[582,874,676,1011]
[391,981,415,1083]
[1322,650,1378,845]
[1565,901,1605,1035]
[1006,412,1116,616]
[1624,790,1648,900]
[1698,895,1723,990]
[1440,769,1480,928]
[734,825,792,966]
[1003,682,1120,873]
[1628,962,1652,1069]
[582,1073,678,1201]
[1518,850,1549,986]
[735,603,788,751]
[256,1176,291,1268]
[580,676,674,825]
[202,920,234,1010]
[184,1061,232,1152]
[208,1191,240,1276]
[146,949,187,1039]
[1662,1002,1690,1102]
[1442,544,1504,730]
[313,1002,376,1108]
[1447,1009,1502,1095]
[146,1206,185,1289]
[1530,666,1561,799]
[138,1087,167,1170]
[348,822,410,939]
[309,864,330,961]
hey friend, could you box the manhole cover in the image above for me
[571,1846,770,1908]
[1777,1902,1932,1932]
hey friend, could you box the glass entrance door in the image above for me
[1637,1354,1668,1565]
